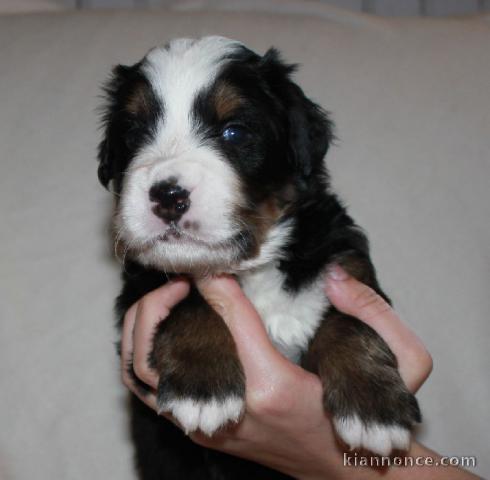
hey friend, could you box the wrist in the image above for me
[286,442,352,480]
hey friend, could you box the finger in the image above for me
[130,385,158,411]
[132,279,191,390]
[121,306,159,408]
[125,385,186,433]
[121,301,138,389]
[195,275,291,387]
[325,266,432,392]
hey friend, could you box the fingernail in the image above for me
[327,265,349,281]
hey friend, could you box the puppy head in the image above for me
[98,36,333,274]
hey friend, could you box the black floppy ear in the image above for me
[285,83,334,179]
[97,136,112,189]
[97,64,134,190]
[259,49,334,180]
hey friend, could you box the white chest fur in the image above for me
[239,263,329,363]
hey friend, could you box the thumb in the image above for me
[195,275,287,385]
[325,265,393,324]
[325,265,431,392]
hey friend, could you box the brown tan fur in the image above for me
[150,288,245,404]
[214,83,243,120]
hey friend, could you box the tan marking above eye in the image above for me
[214,83,243,120]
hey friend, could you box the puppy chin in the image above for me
[130,237,245,276]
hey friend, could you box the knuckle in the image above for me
[353,285,377,307]
[353,286,389,316]
[132,358,151,384]
[136,295,153,317]
[123,309,132,325]
[205,296,229,318]
[416,348,434,378]
[123,302,138,324]
[403,343,434,379]
[137,301,166,331]
[248,395,281,417]
[139,290,164,315]
[248,379,297,417]
[121,368,131,388]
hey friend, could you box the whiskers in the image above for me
[113,226,137,273]
[111,215,257,277]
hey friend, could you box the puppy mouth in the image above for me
[122,224,256,275]
[139,223,252,254]
[153,224,207,245]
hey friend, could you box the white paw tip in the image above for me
[159,396,244,436]
[334,416,410,456]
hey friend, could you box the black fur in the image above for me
[97,63,163,191]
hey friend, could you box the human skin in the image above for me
[120,267,481,479]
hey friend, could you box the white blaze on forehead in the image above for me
[115,36,251,272]
[142,36,243,153]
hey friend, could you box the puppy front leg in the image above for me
[303,308,421,456]
[302,254,421,455]
[150,287,246,436]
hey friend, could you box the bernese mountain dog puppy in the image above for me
[97,36,421,480]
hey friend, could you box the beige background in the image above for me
[2,0,490,16]
[0,3,489,479]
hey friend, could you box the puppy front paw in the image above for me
[154,352,246,436]
[150,289,246,436]
[327,379,420,455]
[305,310,421,456]
[157,393,244,435]
[333,416,410,456]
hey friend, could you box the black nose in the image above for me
[149,179,190,223]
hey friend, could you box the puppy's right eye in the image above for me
[221,125,250,145]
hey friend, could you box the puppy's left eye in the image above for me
[221,125,250,145]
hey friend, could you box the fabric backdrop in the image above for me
[0,3,488,478]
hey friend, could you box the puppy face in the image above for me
[98,36,333,274]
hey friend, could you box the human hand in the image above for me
[121,268,432,479]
